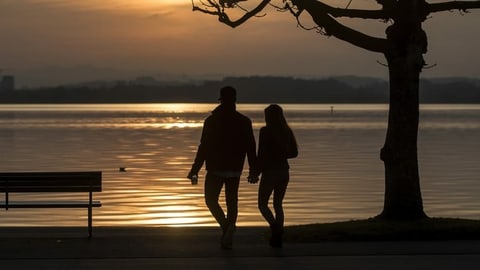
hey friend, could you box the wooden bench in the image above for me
[0,171,102,238]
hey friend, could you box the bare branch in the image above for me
[427,1,480,14]
[192,0,221,15]
[293,0,387,53]
[345,0,353,9]
[311,1,389,20]
[220,0,248,8]
[283,3,327,34]
[376,59,389,67]
[192,0,272,28]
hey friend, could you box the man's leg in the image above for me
[204,173,227,228]
[222,177,240,249]
[224,177,240,227]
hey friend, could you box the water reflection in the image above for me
[0,104,479,227]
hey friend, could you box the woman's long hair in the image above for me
[264,104,298,158]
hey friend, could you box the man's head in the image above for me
[218,86,237,104]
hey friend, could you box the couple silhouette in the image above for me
[187,86,298,249]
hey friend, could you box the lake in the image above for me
[0,103,479,227]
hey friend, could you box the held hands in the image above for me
[189,171,259,185]
[247,173,259,184]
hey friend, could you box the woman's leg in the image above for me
[269,170,289,248]
[272,172,290,228]
[258,174,276,227]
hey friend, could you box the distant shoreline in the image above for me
[1,76,479,104]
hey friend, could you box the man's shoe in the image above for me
[220,224,235,250]
[269,233,282,248]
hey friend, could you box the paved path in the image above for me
[1,227,480,269]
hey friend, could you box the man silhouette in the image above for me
[188,86,258,249]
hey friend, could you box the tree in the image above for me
[192,0,480,220]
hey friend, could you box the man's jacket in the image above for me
[191,104,257,175]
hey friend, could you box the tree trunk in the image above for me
[378,9,428,219]
[379,55,426,219]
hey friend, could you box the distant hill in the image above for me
[1,76,479,103]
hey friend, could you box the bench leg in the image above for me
[88,191,93,239]
[88,206,92,239]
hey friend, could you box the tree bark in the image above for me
[379,2,428,219]
[379,55,426,219]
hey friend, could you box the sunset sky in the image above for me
[1,0,480,87]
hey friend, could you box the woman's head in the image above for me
[264,104,287,127]
[264,104,298,157]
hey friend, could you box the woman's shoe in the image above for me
[269,225,283,248]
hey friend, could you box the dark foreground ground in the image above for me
[1,226,480,270]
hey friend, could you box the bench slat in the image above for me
[0,171,101,177]
[0,171,102,192]
[1,201,102,208]
[1,187,102,192]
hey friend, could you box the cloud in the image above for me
[145,10,176,20]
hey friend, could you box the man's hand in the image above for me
[187,171,198,185]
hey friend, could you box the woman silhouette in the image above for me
[257,104,298,248]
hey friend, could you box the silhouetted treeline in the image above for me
[1,76,479,103]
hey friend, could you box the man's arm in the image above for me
[188,120,208,178]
